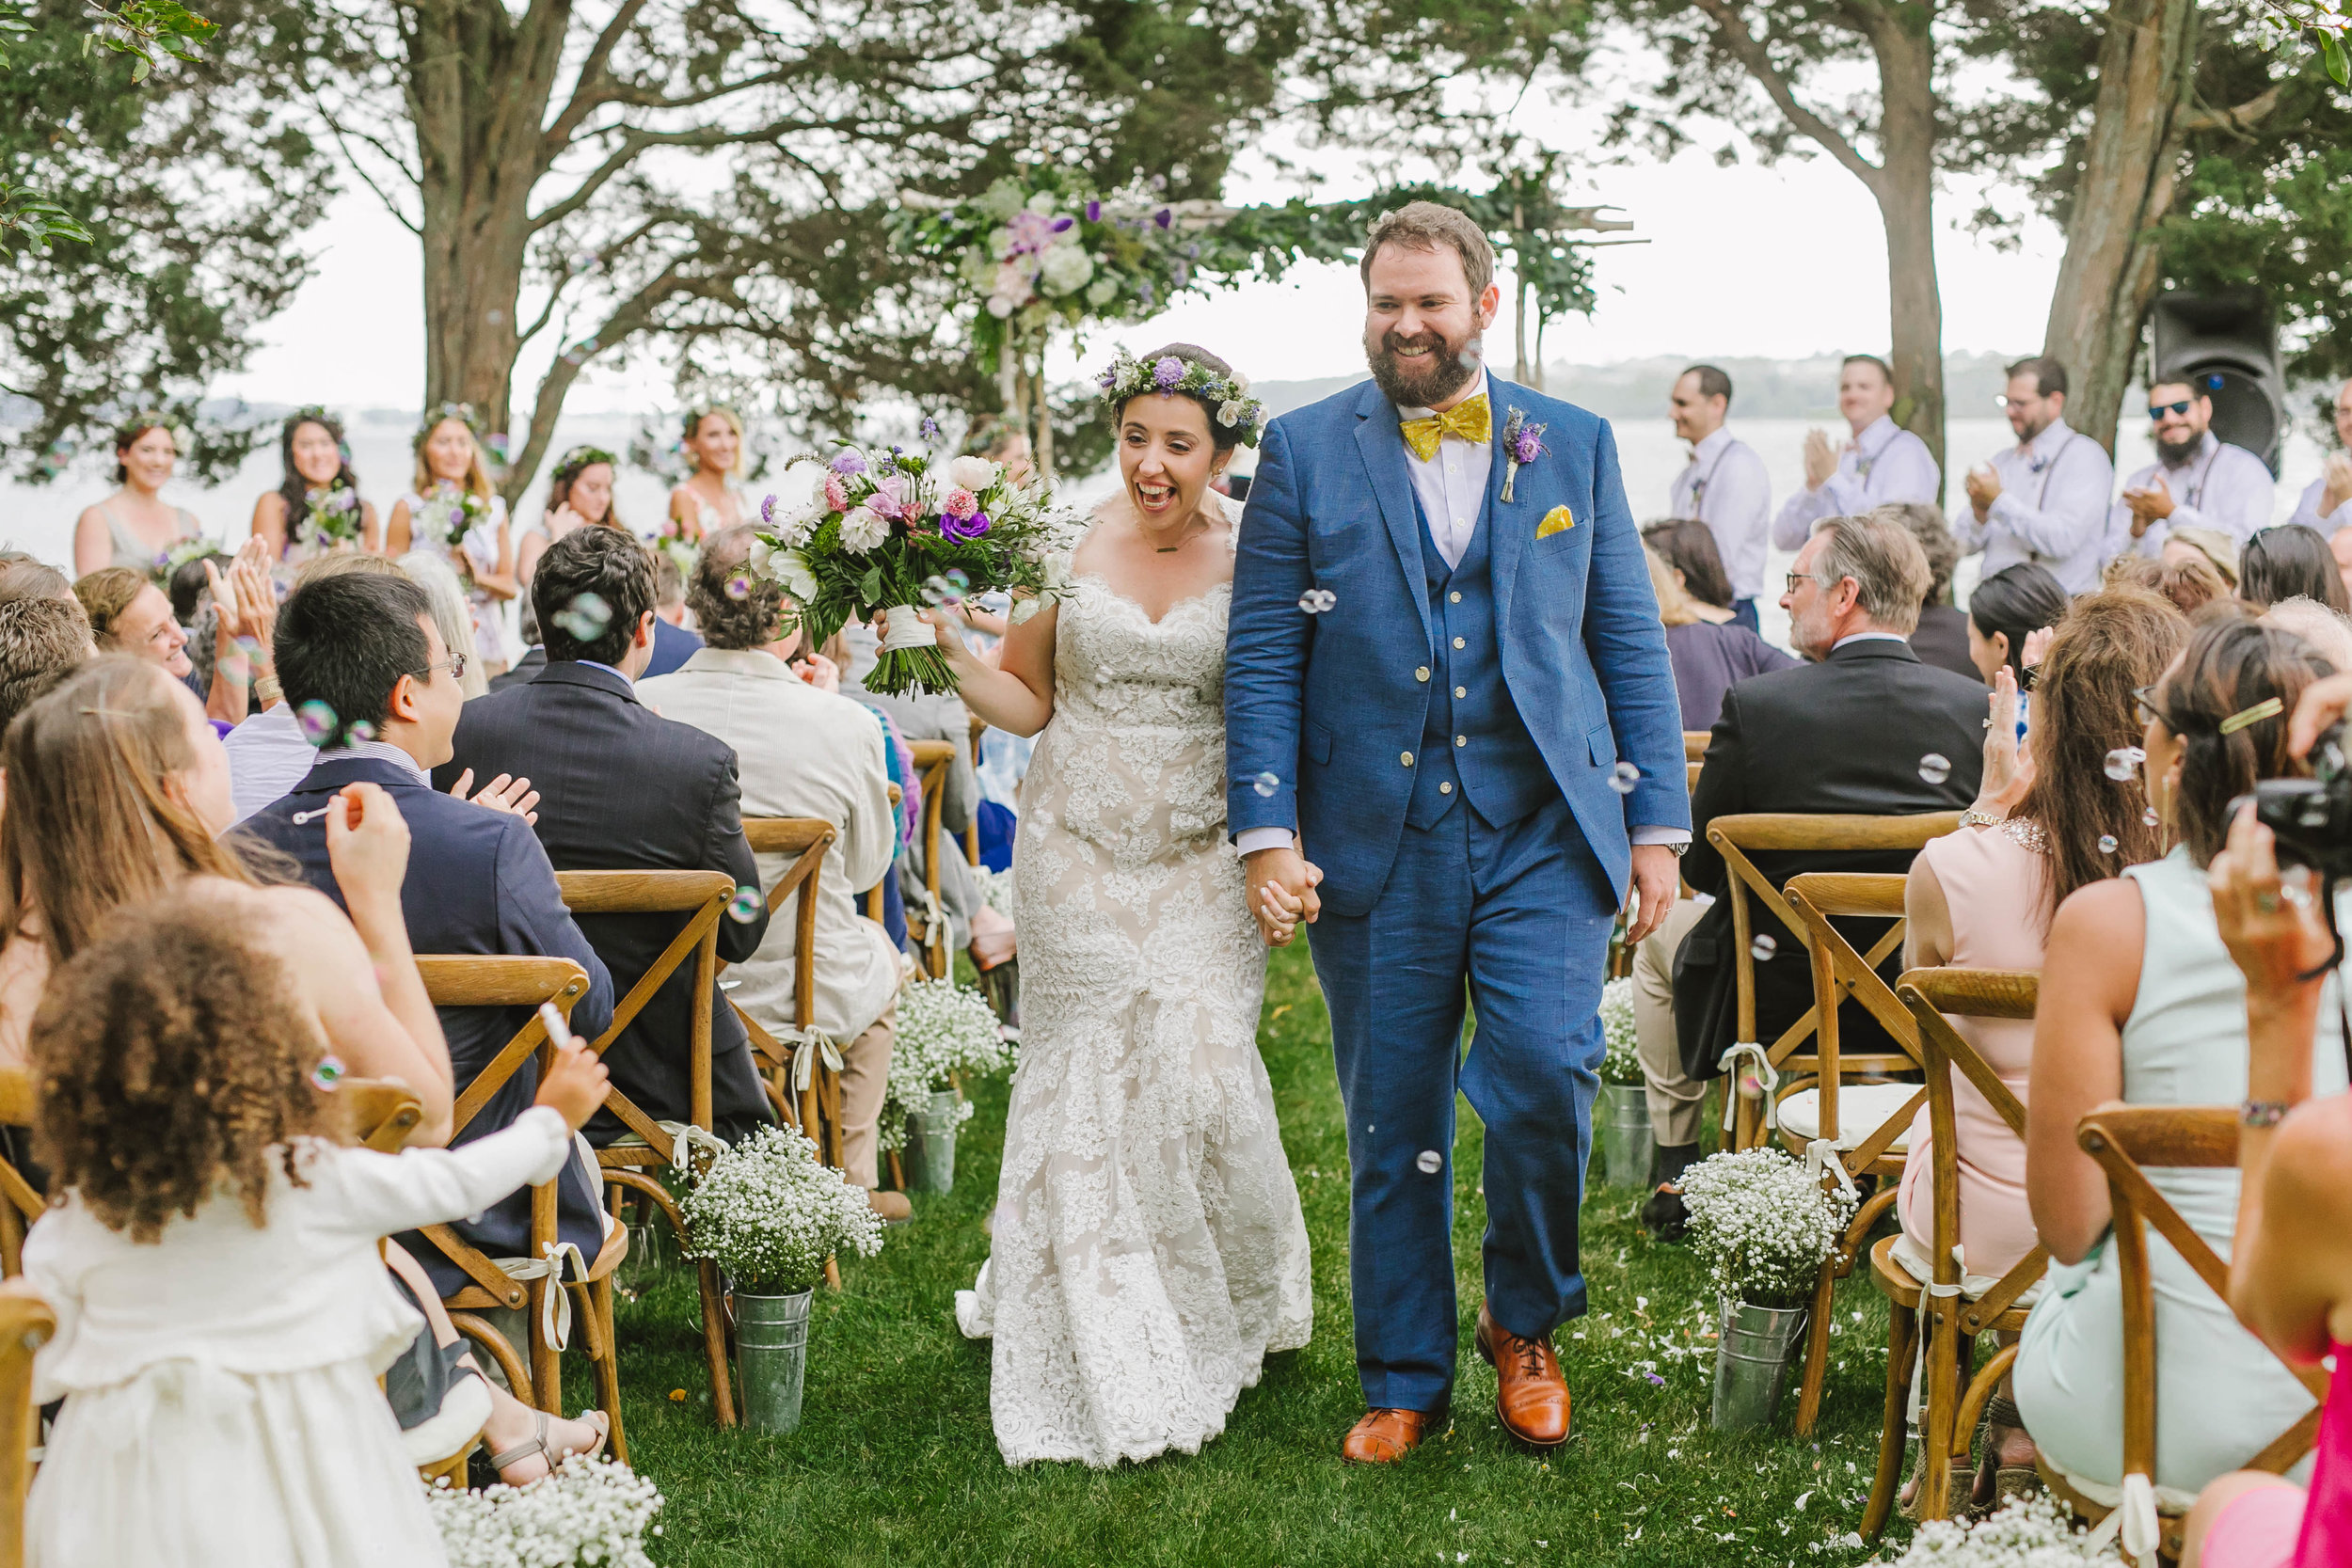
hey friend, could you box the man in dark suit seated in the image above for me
[437,527,775,1148]
[1641,511,1986,1236]
[495,563,702,692]
[239,571,617,1292]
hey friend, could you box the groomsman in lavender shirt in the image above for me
[1955,356,2115,594]
[2112,378,2276,557]
[2286,378,2352,539]
[1667,365,1772,632]
[1771,355,1940,550]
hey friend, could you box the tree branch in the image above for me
[528,115,841,232]
[310,95,422,231]
[541,0,653,151]
[1688,0,1883,192]
[2181,85,2282,137]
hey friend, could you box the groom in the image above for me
[1226,202,1689,1463]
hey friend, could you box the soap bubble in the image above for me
[920,574,963,607]
[945,568,970,596]
[347,721,376,743]
[2143,807,2161,827]
[295,699,338,747]
[1918,752,1951,785]
[310,1053,346,1090]
[725,884,764,923]
[1608,761,1641,794]
[1297,588,1337,614]
[484,309,506,326]
[1750,934,1777,962]
[2104,746,2146,781]
[1252,771,1279,798]
[552,592,612,641]
[1415,1149,1442,1175]
[2098,834,2119,856]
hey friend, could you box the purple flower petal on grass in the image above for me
[1643,1371,1666,1386]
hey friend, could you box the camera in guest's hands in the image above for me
[2250,721,2352,879]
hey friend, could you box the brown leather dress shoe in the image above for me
[1475,1301,1570,1449]
[866,1189,912,1224]
[1341,1407,1439,1464]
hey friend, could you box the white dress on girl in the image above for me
[24,1105,575,1567]
[402,485,512,670]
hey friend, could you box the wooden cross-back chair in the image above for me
[1703,812,1958,1153]
[552,869,739,1429]
[968,709,988,865]
[864,783,902,925]
[1684,730,1710,764]
[412,955,633,1459]
[1861,969,2046,1539]
[733,817,843,1168]
[905,738,960,979]
[0,1073,40,1281]
[1779,870,1934,1437]
[2046,1103,2330,1561]
[0,1280,52,1568]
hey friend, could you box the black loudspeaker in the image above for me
[2151,291,2286,476]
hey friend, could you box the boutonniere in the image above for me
[1500,407,1548,503]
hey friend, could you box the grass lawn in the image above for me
[602,943,1918,1566]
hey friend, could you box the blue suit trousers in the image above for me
[1306,793,1618,1415]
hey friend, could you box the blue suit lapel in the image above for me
[1486,377,1532,628]
[1352,382,1435,655]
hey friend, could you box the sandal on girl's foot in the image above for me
[489,1408,612,1486]
[1967,1395,2041,1518]
[1896,1433,1970,1524]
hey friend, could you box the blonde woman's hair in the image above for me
[1645,545,1702,628]
[686,407,746,480]
[396,551,490,697]
[411,416,495,504]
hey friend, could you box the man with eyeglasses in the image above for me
[1771,355,1940,551]
[2112,378,2276,557]
[1954,356,2114,594]
[2286,377,2352,539]
[1667,364,1772,630]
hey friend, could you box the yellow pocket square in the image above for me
[1535,505,1576,539]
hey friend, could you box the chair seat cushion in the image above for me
[1888,1229,2046,1308]
[1777,1083,1920,1150]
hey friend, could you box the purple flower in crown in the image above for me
[830,449,866,476]
[942,508,991,542]
[1152,356,1185,390]
[1098,362,1120,389]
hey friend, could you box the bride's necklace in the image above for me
[1140,511,1209,554]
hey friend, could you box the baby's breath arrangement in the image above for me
[975,864,1016,916]
[1598,976,1641,1086]
[879,976,1014,1154]
[1884,1495,2092,1566]
[425,1454,662,1568]
[680,1125,882,1294]
[1677,1148,1855,1309]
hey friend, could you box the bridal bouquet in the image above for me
[1677,1148,1855,1310]
[878,977,1015,1155]
[680,1124,882,1295]
[426,1454,663,1568]
[753,442,1081,696]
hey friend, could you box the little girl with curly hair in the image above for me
[20,891,612,1567]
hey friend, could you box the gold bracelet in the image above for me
[252,674,282,705]
[1959,808,2007,829]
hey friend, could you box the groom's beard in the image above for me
[1365,326,1480,409]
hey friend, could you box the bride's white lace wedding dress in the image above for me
[955,507,1313,1468]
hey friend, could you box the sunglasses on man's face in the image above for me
[2148,400,2197,420]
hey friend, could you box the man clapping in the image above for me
[1955,356,2114,594]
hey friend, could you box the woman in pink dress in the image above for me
[1899,584,2188,1509]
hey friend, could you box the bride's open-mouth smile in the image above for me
[1133,477,1180,513]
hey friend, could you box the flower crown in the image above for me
[285,404,342,435]
[680,403,740,438]
[1096,353,1264,448]
[553,444,618,478]
[415,402,480,446]
[115,409,196,456]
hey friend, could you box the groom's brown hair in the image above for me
[1360,201,1493,299]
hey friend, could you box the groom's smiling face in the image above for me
[1362,243,1500,411]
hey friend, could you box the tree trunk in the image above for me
[2040,0,2201,456]
[1863,7,1946,493]
[405,0,568,497]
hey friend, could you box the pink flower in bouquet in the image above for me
[866,476,906,521]
[823,472,849,513]
[1005,210,1059,256]
[943,487,979,521]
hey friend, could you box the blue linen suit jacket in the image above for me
[1225,375,1688,916]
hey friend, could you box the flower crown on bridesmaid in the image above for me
[1095,352,1266,448]
[113,409,196,457]
[413,401,481,447]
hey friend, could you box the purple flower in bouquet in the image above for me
[760,493,778,524]
[942,508,991,542]
[943,487,979,521]
[1152,356,1184,390]
[823,472,849,512]
[1153,207,1172,230]
[830,450,866,476]
[1007,210,1058,255]
[919,416,941,442]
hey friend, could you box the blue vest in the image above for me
[1408,492,1554,831]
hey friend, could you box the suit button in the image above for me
[1450,591,1462,603]
[1455,735,1467,747]
[1453,636,1466,649]
[1439,782,1453,795]
[1454,686,1467,698]
[1414,666,1430,682]
[1401,752,1415,767]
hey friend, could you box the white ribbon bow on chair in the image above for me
[498,1240,591,1353]
[1804,1138,1862,1203]
[914,888,946,946]
[2082,1472,2161,1568]
[655,1119,729,1180]
[775,1026,844,1094]
[1716,1042,1780,1132]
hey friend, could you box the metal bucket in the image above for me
[1711,1297,1809,1433]
[1599,1082,1654,1191]
[734,1287,814,1433]
[902,1087,961,1194]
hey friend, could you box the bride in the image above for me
[914,343,1313,1468]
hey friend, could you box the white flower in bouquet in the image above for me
[1677,1148,1855,1309]
[838,505,889,554]
[1883,1495,2091,1567]
[1025,189,1058,215]
[1597,976,1641,1086]
[1038,244,1094,298]
[944,454,999,493]
[425,1454,663,1568]
[767,547,819,601]
[879,976,1013,1154]
[681,1124,882,1293]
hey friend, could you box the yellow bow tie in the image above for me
[1398,393,1491,464]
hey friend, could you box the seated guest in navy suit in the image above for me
[239,571,617,1294]
[644,548,703,678]
[435,527,774,1146]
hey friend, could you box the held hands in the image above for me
[324,783,411,909]
[446,768,540,825]
[207,538,280,663]
[533,1036,612,1132]
[1975,666,2034,815]
[1963,463,2002,520]
[1248,844,1323,947]
[1802,429,1837,491]
[2122,478,2176,534]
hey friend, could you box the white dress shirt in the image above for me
[1772,415,1941,550]
[1669,427,1772,602]
[2111,433,2276,556]
[224,705,326,823]
[2287,474,2352,536]
[1951,418,2116,594]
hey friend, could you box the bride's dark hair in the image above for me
[1116,342,1247,452]
[275,408,361,525]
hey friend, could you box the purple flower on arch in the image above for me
[1153,207,1172,230]
[1152,356,1184,390]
